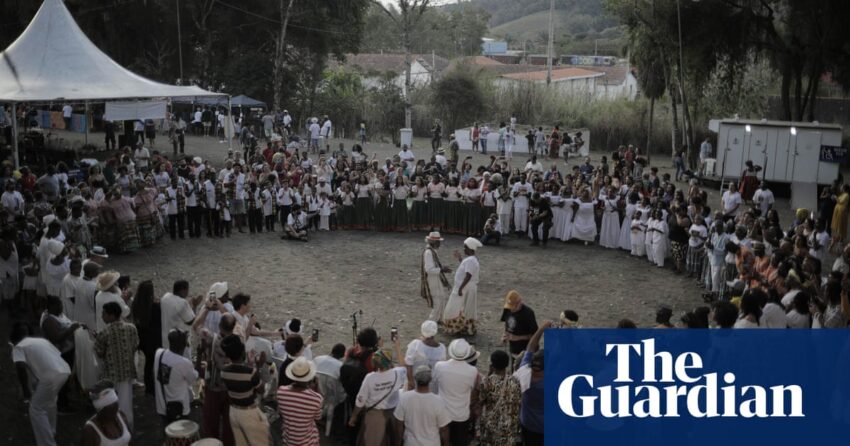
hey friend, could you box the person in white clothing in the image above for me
[751,181,774,217]
[511,176,531,234]
[160,280,199,353]
[421,232,451,322]
[11,323,72,446]
[721,182,742,220]
[394,366,451,446]
[441,238,482,336]
[348,344,406,445]
[432,339,480,446]
[153,330,198,423]
[404,321,446,392]
[399,145,416,164]
[94,271,130,333]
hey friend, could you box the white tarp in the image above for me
[104,100,167,121]
[0,0,224,102]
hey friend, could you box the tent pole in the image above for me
[84,100,89,146]
[12,102,21,170]
[10,102,19,169]
[228,95,233,151]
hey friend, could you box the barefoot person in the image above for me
[421,232,451,322]
[442,238,482,336]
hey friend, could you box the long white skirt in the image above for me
[551,206,566,240]
[571,205,597,242]
[619,207,636,250]
[443,285,478,321]
[561,207,575,241]
[599,211,620,249]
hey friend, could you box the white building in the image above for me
[494,67,605,98]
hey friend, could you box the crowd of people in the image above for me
[2,112,850,446]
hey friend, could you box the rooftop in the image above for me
[500,67,604,82]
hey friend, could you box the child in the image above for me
[645,211,656,263]
[216,184,231,237]
[262,183,275,232]
[687,215,708,277]
[305,190,320,230]
[630,210,645,256]
[651,209,669,268]
[318,192,331,231]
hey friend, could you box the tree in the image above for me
[630,30,666,161]
[273,0,296,111]
[373,0,432,129]
[431,68,485,132]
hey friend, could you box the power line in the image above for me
[213,0,363,37]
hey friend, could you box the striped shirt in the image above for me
[221,363,261,407]
[276,385,323,446]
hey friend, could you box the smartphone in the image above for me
[311,329,319,342]
[390,327,398,342]
[208,291,216,302]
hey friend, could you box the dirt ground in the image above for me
[0,129,812,445]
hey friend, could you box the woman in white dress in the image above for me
[571,190,597,245]
[559,186,576,241]
[645,212,657,263]
[549,186,565,240]
[619,193,638,250]
[599,187,620,249]
[630,210,646,256]
[650,209,669,267]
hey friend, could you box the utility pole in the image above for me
[176,0,184,82]
[546,0,554,85]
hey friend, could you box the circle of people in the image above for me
[3,130,850,446]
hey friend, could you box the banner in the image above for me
[104,100,167,121]
[545,329,850,445]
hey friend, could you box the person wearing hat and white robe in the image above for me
[276,357,324,446]
[422,232,451,322]
[433,339,480,446]
[442,238,482,336]
[94,270,130,333]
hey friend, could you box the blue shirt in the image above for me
[519,351,544,433]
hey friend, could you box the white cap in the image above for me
[463,237,483,251]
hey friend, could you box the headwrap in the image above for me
[371,350,393,371]
[91,388,119,411]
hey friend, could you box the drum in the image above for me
[191,439,223,446]
[165,420,200,446]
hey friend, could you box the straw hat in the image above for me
[448,339,477,361]
[285,357,317,383]
[96,270,120,291]
[425,231,444,242]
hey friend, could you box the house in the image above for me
[328,53,450,95]
[562,64,639,100]
[494,67,605,98]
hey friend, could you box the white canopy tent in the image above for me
[0,0,230,167]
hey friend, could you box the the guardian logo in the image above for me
[558,339,804,418]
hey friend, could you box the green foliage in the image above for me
[360,3,490,58]
[430,68,486,131]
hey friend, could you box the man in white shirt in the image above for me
[94,271,130,332]
[320,116,332,148]
[399,145,416,164]
[751,181,774,217]
[285,205,308,241]
[60,259,82,321]
[74,261,101,330]
[160,280,198,352]
[193,108,203,135]
[524,155,543,174]
[699,137,713,176]
[282,110,292,133]
[422,232,451,322]
[62,104,73,130]
[394,366,451,446]
[134,143,151,173]
[511,176,532,233]
[11,323,72,446]
[154,329,198,423]
[435,148,447,168]
[314,343,345,379]
[432,339,480,446]
[308,118,321,152]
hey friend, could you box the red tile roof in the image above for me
[500,67,604,82]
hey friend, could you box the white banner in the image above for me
[104,100,167,121]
